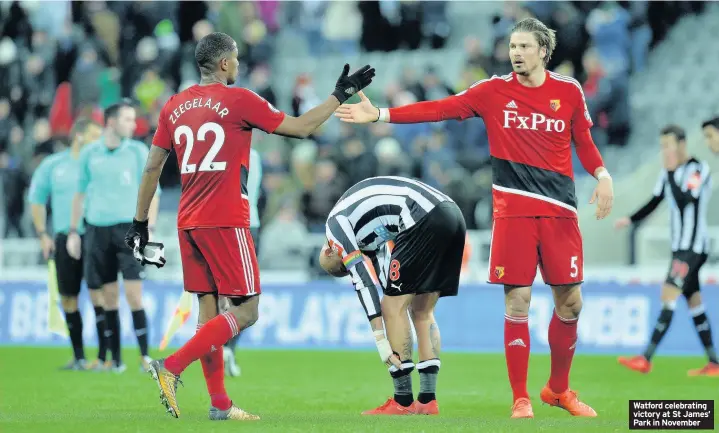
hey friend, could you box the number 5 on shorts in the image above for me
[570,256,578,278]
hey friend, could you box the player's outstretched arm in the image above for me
[274,64,375,138]
[334,89,477,125]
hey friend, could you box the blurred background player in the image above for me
[616,125,718,376]
[222,147,262,377]
[319,176,466,416]
[702,116,719,155]
[68,101,160,373]
[124,32,374,420]
[28,117,105,370]
[335,18,613,419]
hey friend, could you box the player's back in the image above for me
[158,84,284,229]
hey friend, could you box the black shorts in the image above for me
[381,201,466,298]
[664,250,708,297]
[84,222,144,289]
[54,233,84,297]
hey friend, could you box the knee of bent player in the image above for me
[409,294,437,322]
[504,285,531,316]
[382,294,410,318]
[554,285,583,319]
[61,296,79,313]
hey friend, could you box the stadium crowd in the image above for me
[0,1,706,240]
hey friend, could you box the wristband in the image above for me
[377,108,390,123]
[375,338,393,362]
[596,169,611,180]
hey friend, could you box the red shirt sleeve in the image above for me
[574,128,604,176]
[152,105,172,150]
[388,77,495,123]
[571,85,594,134]
[235,88,286,133]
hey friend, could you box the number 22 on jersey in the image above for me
[175,122,227,173]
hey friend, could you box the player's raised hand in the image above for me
[334,91,380,124]
[614,216,631,230]
[590,176,614,220]
[332,64,376,104]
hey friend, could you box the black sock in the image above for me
[225,334,240,351]
[643,305,674,361]
[690,306,718,364]
[417,358,440,403]
[65,311,84,361]
[94,306,107,362]
[105,309,122,365]
[132,309,149,357]
[389,360,415,407]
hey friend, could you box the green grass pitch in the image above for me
[0,348,716,432]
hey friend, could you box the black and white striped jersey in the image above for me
[630,158,712,254]
[325,176,453,318]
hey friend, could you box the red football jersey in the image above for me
[153,84,285,229]
[458,71,593,218]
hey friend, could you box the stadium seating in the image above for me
[580,3,719,265]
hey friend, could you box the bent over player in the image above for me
[319,176,465,416]
[335,18,614,418]
[124,31,374,420]
[616,125,718,376]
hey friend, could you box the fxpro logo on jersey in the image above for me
[503,110,566,133]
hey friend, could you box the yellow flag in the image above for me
[159,291,194,350]
[47,259,69,337]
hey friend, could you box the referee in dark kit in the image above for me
[68,100,161,373]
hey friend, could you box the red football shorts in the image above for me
[178,227,260,297]
[487,217,583,286]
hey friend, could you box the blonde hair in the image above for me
[511,18,557,66]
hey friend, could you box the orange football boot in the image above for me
[687,362,719,377]
[410,400,439,415]
[540,386,597,417]
[618,355,652,374]
[361,398,415,415]
[510,397,534,418]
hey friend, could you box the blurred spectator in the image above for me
[1,150,28,238]
[301,158,346,233]
[422,66,455,101]
[259,200,309,270]
[322,1,361,55]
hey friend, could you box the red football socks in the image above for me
[504,314,530,401]
[548,310,578,394]
[165,312,239,375]
[195,324,232,411]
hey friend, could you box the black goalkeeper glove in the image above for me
[124,218,149,252]
[332,64,376,104]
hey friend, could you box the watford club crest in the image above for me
[494,266,505,279]
[550,99,561,112]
